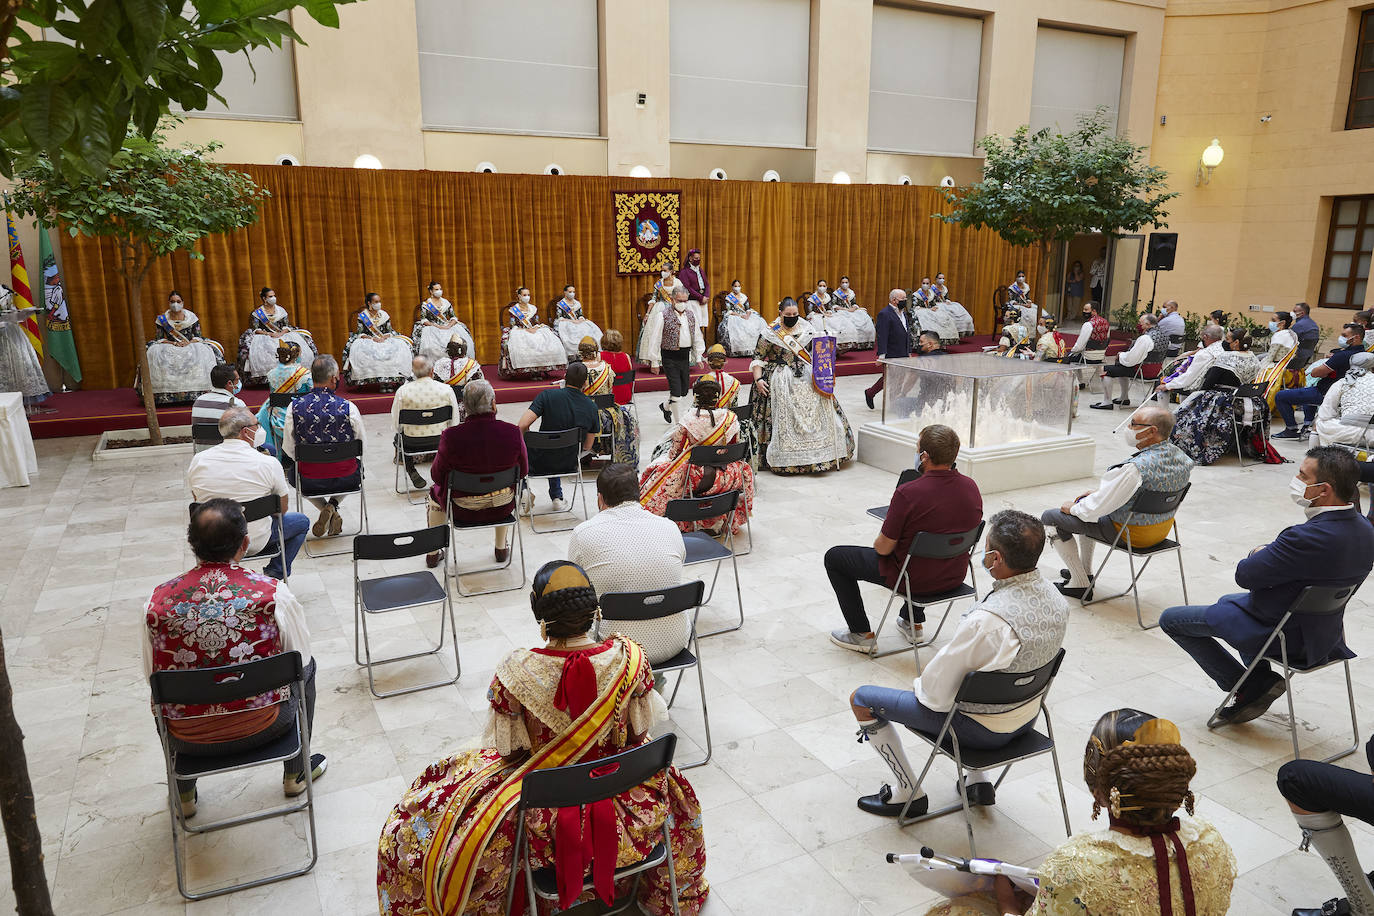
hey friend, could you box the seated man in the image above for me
[190,363,245,448]
[1292,300,1322,364]
[848,510,1069,816]
[1157,299,1186,357]
[187,407,309,580]
[1041,405,1192,599]
[1274,323,1366,439]
[517,361,597,514]
[143,499,325,817]
[1161,447,1373,723]
[914,330,946,356]
[390,354,459,491]
[1091,312,1169,410]
[1154,324,1225,398]
[1314,352,1374,448]
[1070,300,1111,386]
[283,355,366,536]
[568,462,687,665]
[827,424,982,652]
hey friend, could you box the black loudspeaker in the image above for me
[1145,232,1178,271]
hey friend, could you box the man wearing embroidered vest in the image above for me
[1092,312,1170,410]
[390,355,459,491]
[1155,325,1225,398]
[1070,299,1112,389]
[1041,405,1192,600]
[847,509,1068,817]
[144,499,325,818]
[643,285,705,424]
[283,355,366,537]
[1161,447,1374,725]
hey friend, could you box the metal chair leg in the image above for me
[1043,710,1073,839]
[698,551,744,638]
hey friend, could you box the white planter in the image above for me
[93,425,195,462]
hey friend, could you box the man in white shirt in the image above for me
[390,355,459,491]
[1156,300,1186,356]
[1155,325,1225,396]
[187,407,307,579]
[1091,312,1169,410]
[848,510,1069,818]
[1070,300,1111,388]
[643,285,705,424]
[568,463,687,665]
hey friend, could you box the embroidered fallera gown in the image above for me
[137,308,225,405]
[750,319,854,474]
[238,304,316,386]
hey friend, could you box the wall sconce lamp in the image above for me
[1195,138,1224,186]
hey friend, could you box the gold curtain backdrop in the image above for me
[61,167,1043,390]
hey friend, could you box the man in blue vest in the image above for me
[865,288,913,409]
[1040,405,1192,599]
[283,355,366,537]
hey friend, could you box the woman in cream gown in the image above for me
[342,293,414,389]
[717,279,768,358]
[831,277,875,350]
[806,280,860,352]
[237,286,316,386]
[554,284,602,358]
[413,281,476,364]
[137,290,225,405]
[498,287,567,380]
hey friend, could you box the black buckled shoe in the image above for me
[960,778,996,807]
[1292,897,1350,916]
[857,784,927,818]
[1218,671,1286,724]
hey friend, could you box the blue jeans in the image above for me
[852,685,1034,751]
[547,477,563,500]
[1275,387,1324,429]
[1159,603,1270,693]
[263,511,309,579]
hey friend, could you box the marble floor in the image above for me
[0,372,1367,915]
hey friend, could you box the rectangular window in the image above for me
[1349,9,1374,130]
[1321,195,1374,309]
[195,40,300,121]
[415,0,600,136]
[669,0,810,147]
[1028,27,1125,135]
[867,6,982,156]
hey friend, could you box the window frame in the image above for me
[1348,9,1374,130]
[1319,195,1374,310]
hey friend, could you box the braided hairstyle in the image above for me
[693,375,721,414]
[277,340,301,364]
[529,560,598,640]
[1084,708,1197,827]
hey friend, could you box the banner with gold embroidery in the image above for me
[613,190,681,275]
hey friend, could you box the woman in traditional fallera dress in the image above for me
[832,277,875,350]
[1170,327,1265,466]
[696,344,758,469]
[932,272,976,337]
[0,286,51,412]
[256,340,312,455]
[499,287,567,380]
[638,266,680,366]
[750,298,854,474]
[554,284,602,359]
[136,290,225,405]
[376,561,709,916]
[806,280,860,352]
[578,336,639,466]
[237,286,316,386]
[343,292,415,389]
[413,281,476,365]
[717,279,768,358]
[435,335,483,407]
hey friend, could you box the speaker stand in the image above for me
[1146,269,1160,314]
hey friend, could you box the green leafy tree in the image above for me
[10,126,269,445]
[0,0,358,179]
[937,108,1178,316]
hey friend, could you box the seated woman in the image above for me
[600,328,635,407]
[237,286,316,386]
[1170,327,1264,465]
[911,299,960,350]
[995,305,1035,357]
[1264,310,1299,368]
[925,708,1235,916]
[342,292,414,390]
[718,279,769,358]
[1035,316,1071,362]
[806,280,860,352]
[255,340,311,455]
[832,277,875,350]
[554,284,603,359]
[637,266,679,366]
[700,343,758,468]
[578,336,639,466]
[933,273,976,337]
[1314,352,1374,448]
[750,298,855,474]
[413,281,476,364]
[435,335,483,421]
[137,290,225,405]
[499,287,567,380]
[640,376,754,536]
[376,560,710,916]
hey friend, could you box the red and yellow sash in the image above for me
[426,638,644,916]
[274,364,310,395]
[714,372,739,407]
[445,358,479,388]
[639,413,732,507]
[584,362,614,397]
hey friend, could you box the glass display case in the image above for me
[880,353,1078,448]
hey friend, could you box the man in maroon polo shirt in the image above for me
[827,424,983,652]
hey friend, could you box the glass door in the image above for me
[1106,235,1144,325]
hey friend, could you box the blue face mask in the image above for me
[1268,321,1278,333]
[1338,335,1349,348]
[232,380,243,395]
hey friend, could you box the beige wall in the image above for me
[422,133,609,176]
[670,143,816,184]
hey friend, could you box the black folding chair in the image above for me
[189,494,288,583]
[601,582,710,768]
[445,467,526,597]
[267,391,297,411]
[1206,584,1361,763]
[394,404,453,504]
[1229,382,1270,467]
[523,428,589,533]
[589,393,617,460]
[866,468,923,521]
[504,735,682,916]
[665,492,744,638]
[150,652,318,900]
[1082,485,1191,630]
[352,525,460,698]
[897,649,1071,858]
[870,522,985,666]
[292,439,368,558]
[614,366,638,424]
[191,421,223,451]
[687,442,753,555]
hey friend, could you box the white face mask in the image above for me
[841,281,850,290]
[1339,335,1350,347]
[732,285,740,293]
[248,426,266,449]
[1118,426,1140,450]
[921,283,931,290]
[369,301,380,310]
[432,289,442,298]
[818,287,827,294]
[170,301,183,311]
[519,294,530,304]
[266,295,277,306]
[674,300,687,312]
[1289,476,1317,509]
[566,291,575,299]
[661,270,671,279]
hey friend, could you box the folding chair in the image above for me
[267,391,297,412]
[188,494,288,583]
[589,393,617,460]
[869,522,985,666]
[191,421,223,451]
[523,427,589,534]
[505,734,683,916]
[687,442,754,555]
[1129,360,1162,400]
[352,525,460,698]
[445,467,527,597]
[1206,584,1361,763]
[393,404,453,504]
[1229,382,1271,467]
[150,651,318,900]
[614,366,638,423]
[602,582,710,768]
[293,439,368,558]
[866,467,923,521]
[665,491,744,638]
[897,649,1071,858]
[1081,485,1191,630]
[730,403,753,461]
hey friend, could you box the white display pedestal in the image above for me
[858,421,1096,494]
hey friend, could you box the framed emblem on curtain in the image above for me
[613,190,681,275]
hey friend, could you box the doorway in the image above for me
[1049,233,1144,327]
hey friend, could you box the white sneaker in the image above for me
[520,489,534,516]
[551,498,567,513]
[895,618,923,645]
[829,629,876,654]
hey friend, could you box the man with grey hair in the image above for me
[1154,324,1225,397]
[1091,311,1169,410]
[864,288,913,409]
[390,354,459,491]
[284,355,366,537]
[1041,404,1193,599]
[186,406,309,579]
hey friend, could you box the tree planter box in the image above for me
[93,425,194,462]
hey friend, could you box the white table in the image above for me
[0,392,38,487]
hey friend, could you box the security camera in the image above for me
[940,175,956,188]
[897,175,912,186]
[543,163,563,176]
[762,169,781,182]
[709,168,727,181]
[476,161,497,174]
[275,154,300,166]
[1260,114,1272,123]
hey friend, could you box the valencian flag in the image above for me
[5,207,41,358]
[811,335,837,398]
[38,222,80,382]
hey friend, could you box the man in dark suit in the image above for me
[1161,446,1373,722]
[865,288,913,409]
